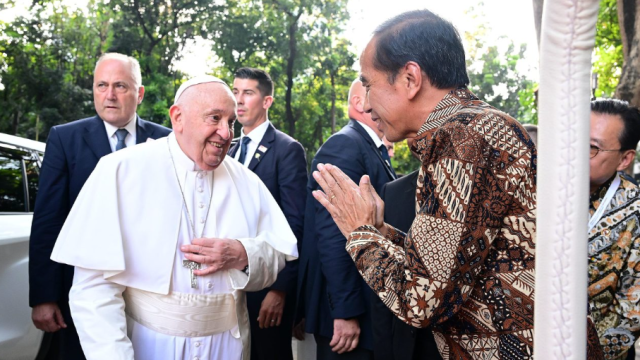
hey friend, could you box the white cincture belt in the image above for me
[123,288,237,338]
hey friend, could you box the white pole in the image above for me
[535,0,599,358]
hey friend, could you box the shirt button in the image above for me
[195,341,201,347]
[207,282,213,289]
[200,218,205,224]
[194,357,199,360]
[198,187,203,193]
[197,172,203,179]
[199,202,205,209]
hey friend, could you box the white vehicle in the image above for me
[0,133,52,360]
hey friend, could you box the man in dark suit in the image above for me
[372,140,442,360]
[228,67,307,360]
[297,79,396,359]
[28,52,171,359]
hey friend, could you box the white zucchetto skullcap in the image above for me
[174,75,229,103]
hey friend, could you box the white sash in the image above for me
[588,175,621,232]
[124,288,238,338]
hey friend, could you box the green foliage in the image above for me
[0,0,542,177]
[464,3,537,124]
[206,0,355,164]
[391,141,421,176]
[592,0,623,98]
[0,2,100,139]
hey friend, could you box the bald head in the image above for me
[348,78,382,138]
[348,79,365,103]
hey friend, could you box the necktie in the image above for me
[115,129,128,151]
[379,144,397,178]
[238,137,251,164]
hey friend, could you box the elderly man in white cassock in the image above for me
[50,76,298,360]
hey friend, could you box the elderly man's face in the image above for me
[93,58,144,127]
[171,83,236,170]
[359,40,407,143]
[589,112,627,192]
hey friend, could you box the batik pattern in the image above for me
[588,173,640,360]
[348,88,579,359]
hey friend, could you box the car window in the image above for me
[0,152,26,212]
[24,158,39,211]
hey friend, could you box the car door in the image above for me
[0,142,46,360]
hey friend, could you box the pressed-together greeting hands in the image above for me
[312,163,386,237]
[180,238,248,275]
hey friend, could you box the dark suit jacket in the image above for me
[297,119,395,351]
[373,170,442,360]
[228,123,307,318]
[29,115,171,308]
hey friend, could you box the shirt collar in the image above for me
[241,119,270,144]
[357,120,384,148]
[103,115,138,138]
[416,87,478,136]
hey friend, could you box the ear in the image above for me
[617,149,636,171]
[263,95,274,110]
[169,104,183,133]
[137,85,145,104]
[401,61,423,100]
[351,95,364,113]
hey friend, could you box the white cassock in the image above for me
[51,133,298,360]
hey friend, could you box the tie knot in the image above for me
[379,144,388,154]
[115,128,128,141]
[241,136,251,145]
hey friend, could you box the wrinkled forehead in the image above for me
[93,58,135,82]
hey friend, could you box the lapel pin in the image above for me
[258,145,268,153]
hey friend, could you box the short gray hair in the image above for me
[94,53,142,88]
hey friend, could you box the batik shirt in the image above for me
[589,172,640,359]
[347,88,537,359]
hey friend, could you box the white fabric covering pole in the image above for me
[535,0,599,358]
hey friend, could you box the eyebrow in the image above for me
[205,108,229,115]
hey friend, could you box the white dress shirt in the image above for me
[234,120,270,167]
[103,117,138,152]
[357,120,384,148]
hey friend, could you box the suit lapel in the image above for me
[248,123,275,171]
[349,120,396,181]
[83,116,112,159]
[136,116,153,144]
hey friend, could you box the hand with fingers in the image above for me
[311,163,386,238]
[32,302,67,332]
[330,318,361,354]
[257,289,286,329]
[180,237,248,275]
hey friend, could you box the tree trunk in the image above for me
[532,0,544,48]
[285,18,298,136]
[12,110,20,135]
[330,72,336,134]
[615,0,640,107]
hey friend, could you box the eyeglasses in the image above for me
[590,145,621,158]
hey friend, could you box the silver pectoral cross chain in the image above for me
[168,138,214,290]
[183,259,201,289]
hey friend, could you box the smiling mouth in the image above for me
[208,141,223,148]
